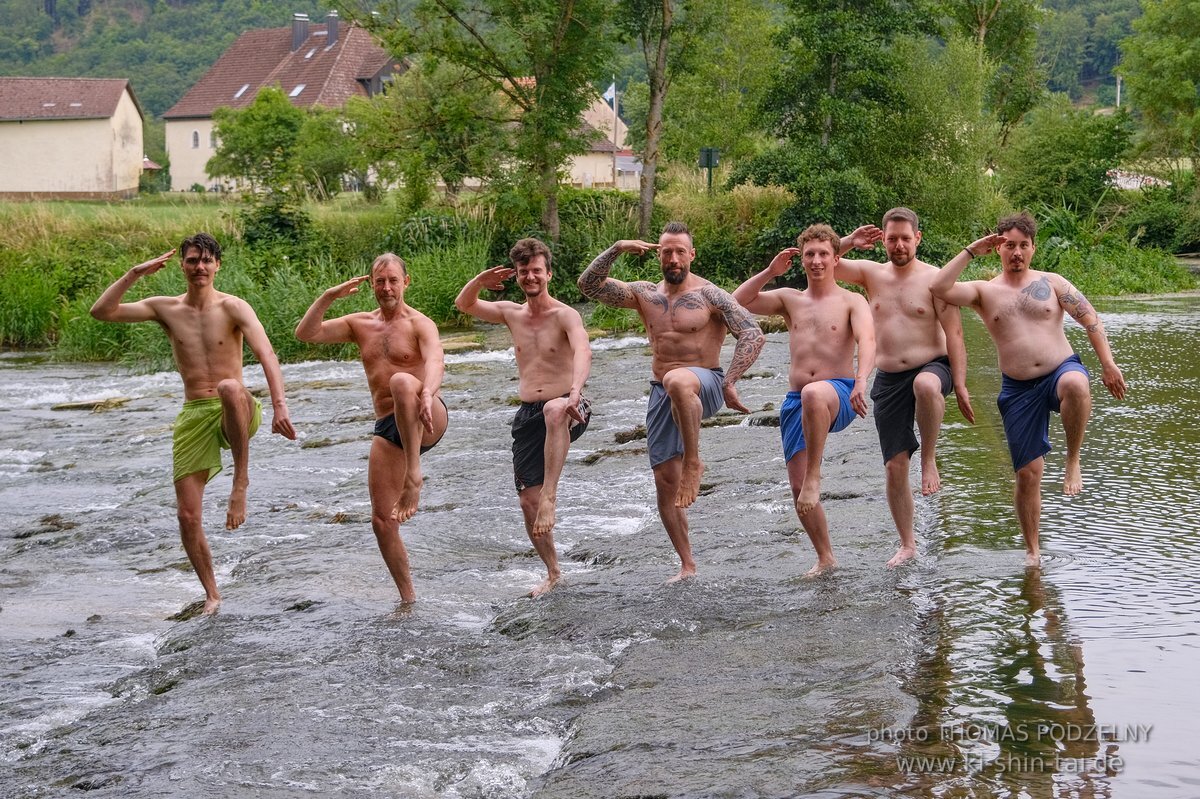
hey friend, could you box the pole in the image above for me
[611,75,618,188]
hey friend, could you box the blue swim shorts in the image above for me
[647,367,725,467]
[780,378,857,462]
[997,354,1090,471]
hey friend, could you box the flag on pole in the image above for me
[602,82,616,105]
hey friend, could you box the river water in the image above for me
[2,294,1198,798]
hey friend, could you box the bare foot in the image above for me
[203,596,221,615]
[391,474,423,522]
[1024,550,1042,568]
[675,459,705,508]
[795,478,821,517]
[887,546,917,568]
[804,558,837,577]
[1063,458,1083,496]
[529,573,562,598]
[921,460,941,495]
[226,481,248,529]
[532,492,557,536]
[666,565,696,584]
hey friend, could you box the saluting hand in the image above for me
[614,240,659,257]
[767,247,801,277]
[130,249,176,277]
[327,275,370,299]
[966,233,1007,258]
[846,225,883,250]
[476,266,515,291]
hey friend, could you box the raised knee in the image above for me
[216,379,242,401]
[913,374,943,402]
[389,372,421,401]
[1058,372,1090,401]
[542,399,569,426]
[662,369,699,398]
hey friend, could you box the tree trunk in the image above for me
[540,160,560,242]
[638,0,673,239]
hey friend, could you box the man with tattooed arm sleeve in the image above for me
[931,211,1126,566]
[579,221,765,583]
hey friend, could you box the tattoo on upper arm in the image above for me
[701,286,764,381]
[1058,288,1102,335]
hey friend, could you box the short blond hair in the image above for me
[797,224,839,251]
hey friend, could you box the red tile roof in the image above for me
[0,77,142,122]
[163,23,400,120]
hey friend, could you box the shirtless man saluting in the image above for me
[90,233,296,614]
[456,238,592,597]
[296,253,448,603]
[579,221,765,582]
[837,208,975,567]
[734,224,874,576]
[931,211,1126,565]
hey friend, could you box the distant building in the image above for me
[0,77,144,200]
[570,94,640,190]
[162,11,403,192]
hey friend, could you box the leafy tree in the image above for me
[345,58,512,204]
[996,95,1132,211]
[295,108,357,200]
[356,0,615,240]
[943,0,1045,150]
[1120,0,1200,166]
[207,86,306,193]
[616,0,718,236]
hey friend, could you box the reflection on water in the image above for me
[0,295,1197,797]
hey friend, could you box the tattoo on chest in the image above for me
[636,285,668,313]
[671,292,707,312]
[1022,277,1052,301]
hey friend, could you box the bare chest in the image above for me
[358,318,422,368]
[986,277,1061,330]
[641,290,714,335]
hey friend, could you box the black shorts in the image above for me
[869,356,951,463]
[512,395,591,492]
[373,397,448,454]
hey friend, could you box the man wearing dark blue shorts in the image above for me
[933,212,1126,565]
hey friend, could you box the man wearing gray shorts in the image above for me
[580,222,764,582]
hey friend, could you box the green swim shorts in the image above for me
[172,396,262,483]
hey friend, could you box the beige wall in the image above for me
[165,118,220,192]
[568,151,638,190]
[0,89,143,197]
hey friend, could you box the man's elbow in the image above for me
[89,303,110,321]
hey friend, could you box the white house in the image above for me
[0,77,144,200]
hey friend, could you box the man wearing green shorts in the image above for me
[91,233,296,614]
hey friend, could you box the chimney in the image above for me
[326,10,339,47]
[291,13,309,52]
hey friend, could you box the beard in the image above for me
[663,268,686,285]
[888,251,913,267]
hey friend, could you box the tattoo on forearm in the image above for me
[702,286,765,382]
[579,247,635,306]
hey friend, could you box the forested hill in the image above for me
[0,0,328,117]
[0,0,1140,121]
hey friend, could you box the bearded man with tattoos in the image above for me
[931,211,1126,566]
[579,221,765,583]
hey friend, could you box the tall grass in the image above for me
[4,190,1194,364]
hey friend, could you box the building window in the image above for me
[289,84,306,97]
[209,131,217,149]
[192,131,199,149]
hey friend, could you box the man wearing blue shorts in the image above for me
[735,224,875,576]
[933,212,1126,565]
